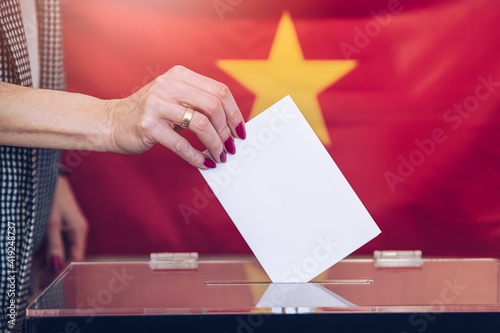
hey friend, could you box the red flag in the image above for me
[62,0,500,257]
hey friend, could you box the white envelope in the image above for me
[199,95,380,282]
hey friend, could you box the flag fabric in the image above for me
[61,0,500,257]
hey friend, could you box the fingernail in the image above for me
[224,137,236,154]
[50,256,62,273]
[220,150,227,163]
[204,157,217,169]
[236,122,246,140]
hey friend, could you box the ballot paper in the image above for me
[199,95,381,283]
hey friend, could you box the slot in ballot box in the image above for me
[26,255,500,333]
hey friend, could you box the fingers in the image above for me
[48,177,88,266]
[159,67,246,160]
[149,115,219,169]
[132,93,220,168]
[64,223,87,262]
[156,66,247,166]
[58,177,88,262]
[61,209,88,262]
[46,210,65,273]
[179,107,226,163]
[164,65,246,140]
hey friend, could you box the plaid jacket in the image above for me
[0,0,65,331]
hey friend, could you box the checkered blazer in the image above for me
[0,0,65,331]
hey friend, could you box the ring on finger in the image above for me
[181,107,195,129]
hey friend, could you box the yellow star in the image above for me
[217,11,357,146]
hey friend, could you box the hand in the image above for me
[33,176,89,290]
[106,65,246,168]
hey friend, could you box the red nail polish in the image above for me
[236,122,246,140]
[220,150,227,163]
[224,137,236,154]
[50,256,62,273]
[204,157,217,168]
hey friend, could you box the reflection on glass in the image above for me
[256,283,355,313]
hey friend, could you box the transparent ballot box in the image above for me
[26,256,500,332]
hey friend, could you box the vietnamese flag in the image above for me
[61,0,500,257]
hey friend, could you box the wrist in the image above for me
[100,98,125,153]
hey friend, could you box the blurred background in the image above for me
[60,0,500,258]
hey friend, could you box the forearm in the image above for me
[0,82,114,151]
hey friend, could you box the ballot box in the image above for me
[26,254,500,333]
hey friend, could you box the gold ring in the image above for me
[181,107,194,129]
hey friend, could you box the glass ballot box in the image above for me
[26,255,500,332]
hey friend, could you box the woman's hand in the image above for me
[33,176,88,290]
[106,65,247,168]
[47,176,88,265]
